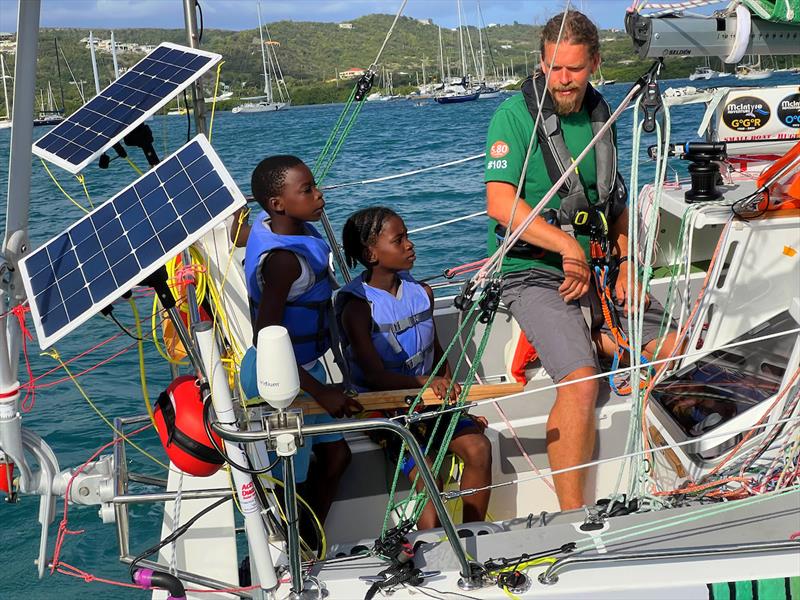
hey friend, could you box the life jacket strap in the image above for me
[382,340,434,372]
[373,306,434,336]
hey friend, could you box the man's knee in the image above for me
[557,366,599,407]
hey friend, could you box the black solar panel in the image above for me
[32,43,220,174]
[20,135,245,348]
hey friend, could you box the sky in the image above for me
[0,1,638,34]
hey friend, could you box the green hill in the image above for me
[0,14,796,112]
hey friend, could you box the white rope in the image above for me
[455,413,800,495]
[170,471,183,575]
[369,0,409,70]
[408,211,487,234]
[472,326,800,409]
[493,6,572,275]
[321,153,485,191]
[477,82,644,283]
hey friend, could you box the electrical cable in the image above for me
[128,495,231,579]
[183,89,191,143]
[105,310,144,341]
[196,0,204,43]
[202,392,281,475]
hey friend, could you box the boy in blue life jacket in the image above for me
[240,155,362,526]
[337,206,492,530]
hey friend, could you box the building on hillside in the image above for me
[339,67,365,80]
[416,18,433,25]
[338,23,353,30]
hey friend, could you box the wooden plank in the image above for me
[292,382,524,415]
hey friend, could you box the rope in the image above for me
[207,60,224,143]
[368,1,409,70]
[40,159,90,214]
[323,153,485,192]
[45,347,172,471]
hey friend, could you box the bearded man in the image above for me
[484,10,677,510]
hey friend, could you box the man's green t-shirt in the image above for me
[484,93,600,274]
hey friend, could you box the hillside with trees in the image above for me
[0,14,796,113]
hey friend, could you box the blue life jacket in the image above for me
[244,211,333,364]
[336,272,434,390]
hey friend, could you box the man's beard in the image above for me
[551,85,583,116]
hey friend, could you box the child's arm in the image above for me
[340,295,459,401]
[255,251,362,417]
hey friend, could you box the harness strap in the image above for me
[156,390,224,465]
[373,306,434,336]
[381,340,434,371]
[373,306,434,354]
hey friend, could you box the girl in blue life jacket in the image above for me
[240,155,362,528]
[337,206,492,530]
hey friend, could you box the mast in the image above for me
[477,19,485,81]
[1,54,10,120]
[89,31,101,96]
[438,26,445,83]
[263,23,289,104]
[54,38,65,112]
[256,0,271,102]
[457,0,467,77]
[182,0,208,135]
[110,30,120,79]
[3,0,40,383]
[422,58,427,87]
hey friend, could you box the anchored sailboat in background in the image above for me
[233,0,290,113]
[434,0,480,104]
[736,55,774,80]
[689,57,720,80]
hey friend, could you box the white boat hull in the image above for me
[231,100,289,113]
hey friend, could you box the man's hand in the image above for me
[614,259,650,313]
[429,376,462,403]
[558,237,591,302]
[315,386,363,418]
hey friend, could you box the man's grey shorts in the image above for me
[501,267,670,383]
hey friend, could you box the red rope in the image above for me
[56,562,146,590]
[444,258,488,279]
[50,425,151,575]
[9,305,37,411]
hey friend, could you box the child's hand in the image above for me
[429,377,461,403]
[316,386,363,418]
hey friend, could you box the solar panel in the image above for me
[32,42,221,174]
[20,134,245,349]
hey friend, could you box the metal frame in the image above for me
[538,540,800,585]
[211,415,488,590]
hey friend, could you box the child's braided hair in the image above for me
[342,206,400,269]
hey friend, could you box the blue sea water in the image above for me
[1,72,797,598]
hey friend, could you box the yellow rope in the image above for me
[40,159,90,214]
[259,473,327,560]
[75,173,94,209]
[207,60,224,143]
[125,156,144,176]
[150,294,188,366]
[129,297,156,429]
[45,347,172,471]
